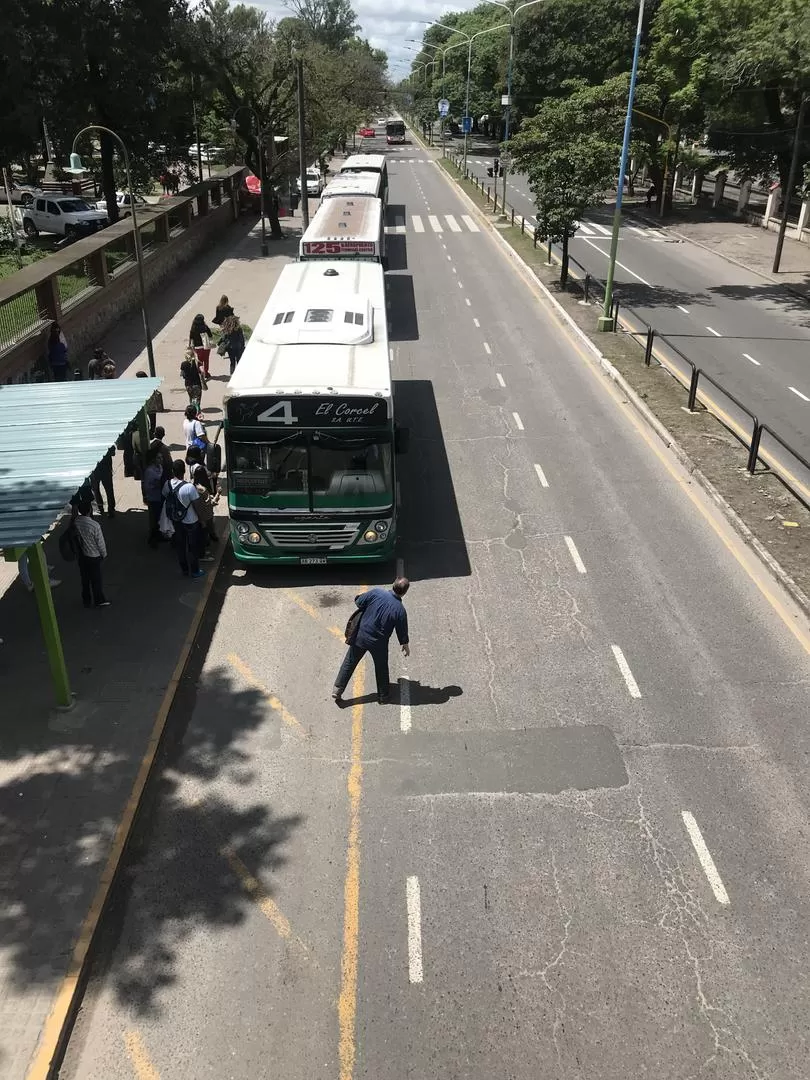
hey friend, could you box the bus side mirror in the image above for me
[395,425,410,454]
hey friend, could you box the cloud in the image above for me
[248,0,483,75]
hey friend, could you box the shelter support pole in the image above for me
[22,543,72,707]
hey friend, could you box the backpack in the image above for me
[164,481,188,523]
[59,521,81,562]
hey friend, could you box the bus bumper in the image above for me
[230,526,397,565]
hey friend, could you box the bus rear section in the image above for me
[300,196,385,266]
[223,261,398,566]
[340,154,388,205]
[386,120,406,145]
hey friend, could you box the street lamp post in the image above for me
[598,0,646,331]
[408,40,448,153]
[486,0,546,216]
[773,97,808,274]
[424,20,510,174]
[231,106,268,255]
[71,125,155,377]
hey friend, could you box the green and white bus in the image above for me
[223,260,399,566]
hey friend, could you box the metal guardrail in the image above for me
[445,149,810,511]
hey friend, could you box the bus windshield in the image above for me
[229,432,393,511]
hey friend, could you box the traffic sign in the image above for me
[461,116,472,134]
[438,98,450,117]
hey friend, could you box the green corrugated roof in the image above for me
[0,379,161,548]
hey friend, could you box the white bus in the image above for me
[300,196,386,266]
[224,260,400,566]
[340,154,388,203]
[321,172,384,203]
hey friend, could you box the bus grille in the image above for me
[263,522,361,550]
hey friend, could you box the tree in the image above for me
[510,89,620,288]
[284,0,358,49]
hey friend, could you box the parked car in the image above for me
[94,191,149,218]
[358,126,376,138]
[0,181,39,206]
[21,196,108,239]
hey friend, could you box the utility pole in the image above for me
[296,53,310,229]
[773,97,808,274]
[598,0,646,331]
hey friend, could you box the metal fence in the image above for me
[445,149,810,512]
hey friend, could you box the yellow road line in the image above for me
[338,588,368,1080]
[227,652,309,738]
[123,1030,160,1080]
[26,541,227,1080]
[284,588,345,640]
[222,847,294,940]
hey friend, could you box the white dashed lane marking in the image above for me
[496,373,505,387]
[512,412,524,431]
[681,811,730,905]
[611,645,641,698]
[564,535,587,574]
[534,463,549,488]
[789,386,810,402]
[406,876,424,984]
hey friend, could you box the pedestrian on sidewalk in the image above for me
[181,349,206,411]
[91,447,116,518]
[189,313,214,378]
[46,322,69,381]
[183,404,208,457]
[220,314,246,374]
[163,460,204,579]
[87,346,111,380]
[332,578,410,706]
[18,553,61,591]
[646,182,657,208]
[150,426,173,481]
[135,369,160,435]
[141,446,166,548]
[73,500,110,608]
[212,294,234,326]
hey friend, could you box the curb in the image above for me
[431,148,810,621]
[26,537,228,1080]
[623,205,810,309]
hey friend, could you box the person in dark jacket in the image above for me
[212,294,234,326]
[91,446,116,518]
[189,313,213,377]
[47,322,69,381]
[141,446,165,547]
[220,314,246,374]
[332,579,410,705]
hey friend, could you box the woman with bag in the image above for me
[220,314,246,375]
[212,294,234,326]
[183,404,208,455]
[181,348,206,411]
[189,313,214,377]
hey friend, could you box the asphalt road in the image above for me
[60,131,810,1079]
[459,148,810,475]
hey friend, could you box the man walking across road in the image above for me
[333,578,410,705]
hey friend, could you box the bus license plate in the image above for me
[300,556,327,565]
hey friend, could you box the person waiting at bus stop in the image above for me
[332,579,410,706]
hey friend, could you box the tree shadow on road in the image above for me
[707,282,810,325]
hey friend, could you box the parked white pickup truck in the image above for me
[21,195,108,239]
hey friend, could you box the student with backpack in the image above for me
[162,460,205,578]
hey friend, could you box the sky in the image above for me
[251,0,484,80]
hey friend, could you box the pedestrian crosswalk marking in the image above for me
[384,224,406,235]
[461,215,479,232]
[577,219,668,243]
[412,215,425,233]
[428,215,443,233]
[590,222,612,236]
[445,214,462,232]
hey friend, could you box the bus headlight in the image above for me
[360,519,391,544]
[235,521,264,545]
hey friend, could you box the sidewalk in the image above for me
[0,209,302,1078]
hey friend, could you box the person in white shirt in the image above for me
[73,501,110,607]
[182,404,208,457]
[163,460,205,578]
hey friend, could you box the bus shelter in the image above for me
[0,378,160,707]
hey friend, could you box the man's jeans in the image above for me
[174,521,201,575]
[335,641,390,697]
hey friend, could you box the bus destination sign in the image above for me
[228,395,389,428]
[302,240,376,256]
